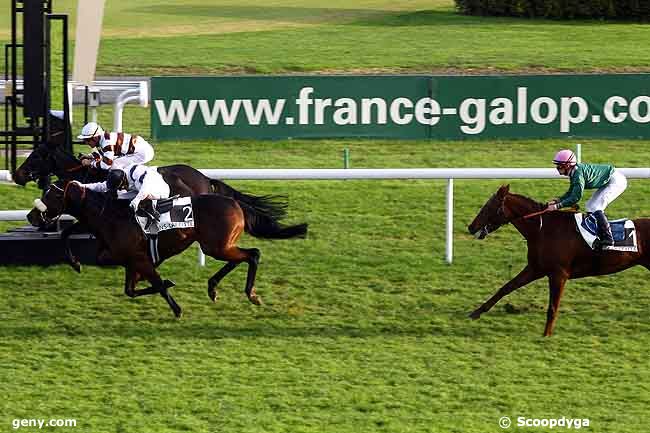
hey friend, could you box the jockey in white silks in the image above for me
[79,164,170,217]
[77,122,155,171]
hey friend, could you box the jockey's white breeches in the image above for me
[130,171,169,209]
[585,170,627,213]
[111,138,155,170]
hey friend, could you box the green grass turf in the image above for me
[1,110,650,431]
[1,1,650,431]
[2,0,650,74]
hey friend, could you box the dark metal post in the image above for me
[61,14,71,153]
[10,0,17,175]
[84,86,89,125]
[3,44,8,171]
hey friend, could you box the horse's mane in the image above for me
[507,192,546,212]
[52,144,82,165]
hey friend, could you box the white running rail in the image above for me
[2,167,649,265]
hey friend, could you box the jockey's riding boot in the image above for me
[594,210,614,247]
[142,201,160,222]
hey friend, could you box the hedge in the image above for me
[454,0,650,19]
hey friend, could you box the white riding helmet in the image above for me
[77,122,104,140]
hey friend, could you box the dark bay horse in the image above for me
[13,143,274,206]
[15,143,289,271]
[27,180,308,317]
[467,184,650,336]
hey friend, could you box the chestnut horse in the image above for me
[27,180,308,317]
[467,184,650,336]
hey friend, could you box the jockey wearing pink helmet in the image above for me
[552,149,577,173]
[546,148,627,248]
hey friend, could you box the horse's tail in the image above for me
[209,178,291,221]
[209,179,307,238]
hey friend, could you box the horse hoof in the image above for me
[174,309,183,319]
[248,294,262,306]
[208,288,218,303]
[72,261,81,273]
[469,310,481,320]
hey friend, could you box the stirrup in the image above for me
[600,237,614,247]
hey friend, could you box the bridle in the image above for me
[35,182,87,226]
[35,183,66,226]
[475,196,546,238]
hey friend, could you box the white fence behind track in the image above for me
[2,168,650,265]
[196,168,650,264]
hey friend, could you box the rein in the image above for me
[498,201,548,232]
[64,164,85,173]
[521,209,549,220]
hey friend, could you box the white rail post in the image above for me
[576,143,582,163]
[198,247,205,267]
[113,89,139,132]
[446,178,453,264]
[113,82,149,131]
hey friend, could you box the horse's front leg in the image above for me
[469,265,543,320]
[543,272,568,337]
[60,221,86,273]
[124,261,183,317]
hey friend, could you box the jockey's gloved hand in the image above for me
[130,200,140,213]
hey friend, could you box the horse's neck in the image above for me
[506,193,544,239]
[73,193,117,230]
[505,193,542,217]
[51,149,83,180]
[53,148,80,170]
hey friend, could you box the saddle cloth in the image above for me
[574,213,638,252]
[135,196,195,235]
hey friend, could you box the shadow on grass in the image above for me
[128,4,396,24]
[128,5,493,27]
[127,5,629,27]
[5,306,647,339]
[3,314,507,340]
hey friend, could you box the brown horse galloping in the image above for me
[467,184,650,336]
[27,181,308,317]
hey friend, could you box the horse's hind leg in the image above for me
[208,261,240,302]
[204,244,261,305]
[241,248,261,305]
[469,265,543,320]
[543,272,568,337]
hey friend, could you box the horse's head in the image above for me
[13,144,55,186]
[468,184,512,239]
[27,180,85,228]
[15,144,92,186]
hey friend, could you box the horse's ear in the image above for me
[498,184,510,196]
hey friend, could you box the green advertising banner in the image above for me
[151,74,650,140]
